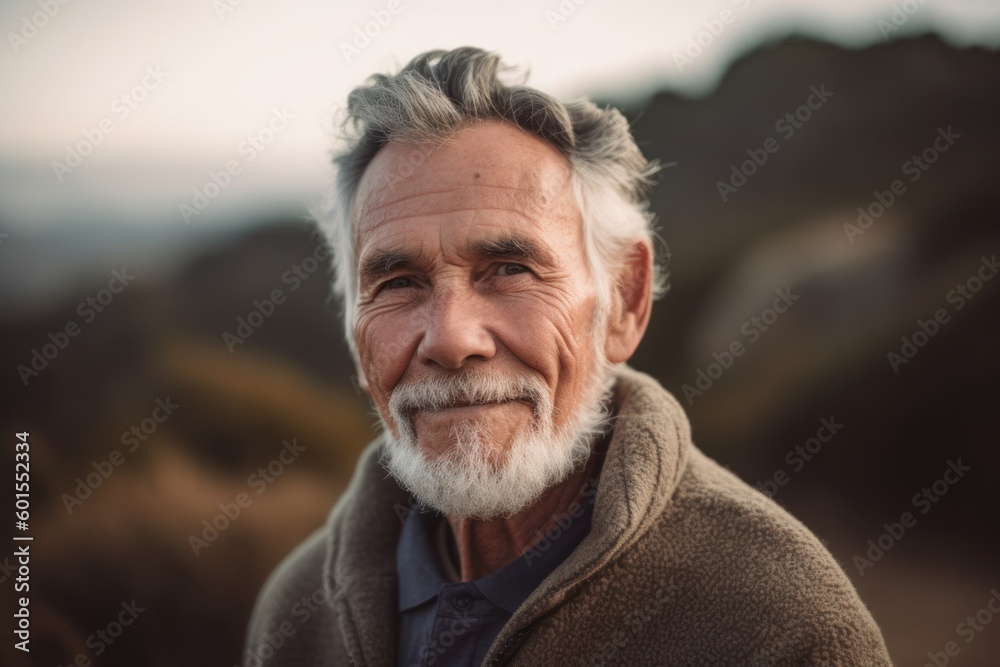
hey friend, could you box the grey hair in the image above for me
[312,46,667,362]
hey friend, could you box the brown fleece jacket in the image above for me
[243,365,892,666]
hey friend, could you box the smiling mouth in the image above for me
[434,398,519,410]
[415,397,531,414]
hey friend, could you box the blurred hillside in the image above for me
[1,33,998,666]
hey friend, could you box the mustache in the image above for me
[388,370,547,418]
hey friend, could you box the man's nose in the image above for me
[417,287,496,370]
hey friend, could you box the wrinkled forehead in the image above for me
[352,122,578,237]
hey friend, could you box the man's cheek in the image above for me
[363,333,411,405]
[501,317,563,375]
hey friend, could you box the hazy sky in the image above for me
[1,0,998,222]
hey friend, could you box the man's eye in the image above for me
[496,263,530,277]
[381,276,413,291]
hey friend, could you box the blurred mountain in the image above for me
[621,32,999,540]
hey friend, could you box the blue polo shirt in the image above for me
[396,490,596,667]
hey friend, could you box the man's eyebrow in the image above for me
[359,249,418,283]
[470,235,557,267]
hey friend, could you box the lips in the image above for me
[444,398,512,409]
[417,397,531,414]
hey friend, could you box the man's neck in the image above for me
[443,449,604,582]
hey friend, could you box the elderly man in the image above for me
[244,47,891,666]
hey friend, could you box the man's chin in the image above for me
[411,405,533,461]
[412,431,514,469]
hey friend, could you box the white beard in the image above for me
[380,356,615,519]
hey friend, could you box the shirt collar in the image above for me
[478,490,595,612]
[396,490,596,613]
[397,506,449,611]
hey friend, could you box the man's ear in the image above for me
[603,240,653,364]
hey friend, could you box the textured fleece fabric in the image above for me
[244,365,893,666]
